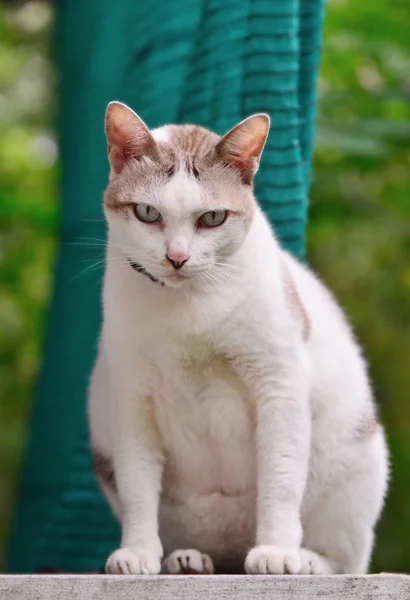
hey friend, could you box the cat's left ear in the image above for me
[215,114,270,183]
[105,101,157,175]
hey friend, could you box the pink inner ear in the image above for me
[107,119,153,172]
[111,123,150,155]
[217,115,269,178]
[229,146,260,173]
[230,153,250,173]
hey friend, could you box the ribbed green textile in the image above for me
[8,0,324,572]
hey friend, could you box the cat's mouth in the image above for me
[127,258,195,289]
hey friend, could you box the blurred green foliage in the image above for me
[0,1,58,569]
[0,0,409,574]
[310,0,410,573]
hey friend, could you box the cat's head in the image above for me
[104,101,270,289]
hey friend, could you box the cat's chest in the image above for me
[146,342,256,495]
[149,339,247,406]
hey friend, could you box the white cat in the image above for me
[88,101,389,576]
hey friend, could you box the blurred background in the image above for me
[0,0,409,573]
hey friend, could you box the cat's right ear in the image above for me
[105,101,156,175]
[214,114,270,184]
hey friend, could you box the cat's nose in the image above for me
[166,252,190,270]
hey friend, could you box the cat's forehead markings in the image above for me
[152,124,220,164]
[165,125,220,158]
[152,125,220,180]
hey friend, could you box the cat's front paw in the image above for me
[105,548,161,575]
[299,548,334,575]
[245,545,301,575]
[163,549,214,574]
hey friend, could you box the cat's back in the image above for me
[281,249,366,366]
[281,249,377,457]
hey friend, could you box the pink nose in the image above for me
[166,251,190,270]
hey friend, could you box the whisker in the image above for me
[67,260,107,285]
[65,239,140,256]
[67,254,130,285]
[206,264,242,287]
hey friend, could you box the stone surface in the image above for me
[0,575,409,600]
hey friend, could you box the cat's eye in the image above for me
[134,203,161,223]
[198,210,227,228]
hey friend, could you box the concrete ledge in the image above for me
[0,574,409,600]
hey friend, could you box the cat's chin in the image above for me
[164,273,191,289]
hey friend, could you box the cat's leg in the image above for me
[163,549,214,574]
[238,338,310,576]
[301,431,388,574]
[103,363,164,575]
[90,354,163,574]
[93,471,164,575]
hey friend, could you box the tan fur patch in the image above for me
[163,124,220,159]
[104,119,257,223]
[104,125,219,211]
[104,184,131,214]
[155,125,222,180]
[281,259,310,341]
[93,450,116,491]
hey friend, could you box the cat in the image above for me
[88,101,389,576]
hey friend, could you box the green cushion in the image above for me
[8,0,324,572]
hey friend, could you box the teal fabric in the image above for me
[8,0,324,572]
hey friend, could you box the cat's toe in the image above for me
[245,545,301,575]
[299,548,334,575]
[105,548,161,575]
[164,549,214,574]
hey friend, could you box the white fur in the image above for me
[89,153,388,576]
[164,549,214,574]
[152,126,171,143]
